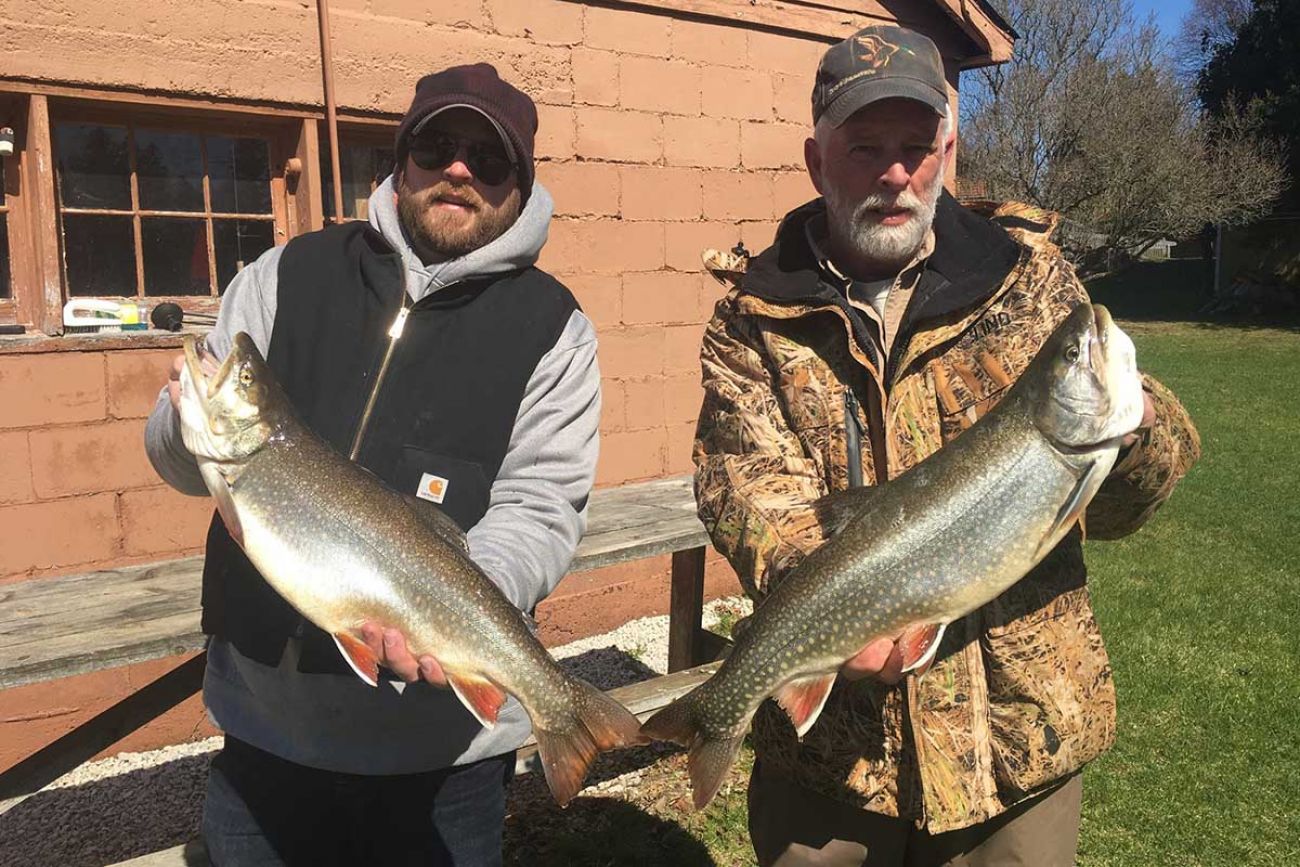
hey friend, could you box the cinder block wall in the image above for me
[0,0,892,761]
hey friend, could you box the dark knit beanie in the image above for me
[394,63,537,199]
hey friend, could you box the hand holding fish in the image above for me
[641,303,1149,809]
[167,351,218,411]
[840,636,905,684]
[175,332,645,806]
[360,622,449,687]
[1119,391,1156,450]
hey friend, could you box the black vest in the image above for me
[200,222,579,673]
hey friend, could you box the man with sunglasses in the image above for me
[146,64,599,865]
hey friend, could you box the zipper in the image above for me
[843,389,864,488]
[347,297,412,462]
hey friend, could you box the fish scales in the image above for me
[235,440,542,679]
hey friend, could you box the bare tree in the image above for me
[960,0,1284,271]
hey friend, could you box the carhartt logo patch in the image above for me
[417,473,449,504]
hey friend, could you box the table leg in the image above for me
[668,546,707,673]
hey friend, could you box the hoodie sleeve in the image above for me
[466,310,601,612]
[143,245,283,495]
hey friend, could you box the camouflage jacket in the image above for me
[694,193,1201,833]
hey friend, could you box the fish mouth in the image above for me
[1092,304,1113,349]
[182,335,237,407]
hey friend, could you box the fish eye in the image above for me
[237,363,254,388]
[1064,344,1081,363]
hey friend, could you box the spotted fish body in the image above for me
[642,303,1146,808]
[178,332,642,806]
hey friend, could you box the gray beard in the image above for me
[824,168,945,271]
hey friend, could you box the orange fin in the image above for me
[535,678,644,807]
[448,673,508,729]
[333,632,379,687]
[774,672,837,739]
[899,622,948,675]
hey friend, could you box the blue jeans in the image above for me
[202,736,514,866]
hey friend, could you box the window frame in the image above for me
[320,120,398,225]
[0,84,400,338]
[49,101,298,317]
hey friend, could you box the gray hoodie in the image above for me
[144,178,600,774]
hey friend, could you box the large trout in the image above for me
[642,303,1146,808]
[177,332,642,806]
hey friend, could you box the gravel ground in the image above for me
[0,597,751,867]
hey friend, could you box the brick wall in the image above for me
[0,346,213,583]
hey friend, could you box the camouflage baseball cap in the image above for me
[812,25,948,126]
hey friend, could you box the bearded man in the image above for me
[145,64,599,866]
[693,25,1199,867]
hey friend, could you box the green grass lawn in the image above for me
[1077,321,1300,866]
[507,313,1299,866]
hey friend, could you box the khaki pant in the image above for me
[747,762,1082,867]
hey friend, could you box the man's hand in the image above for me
[841,636,906,684]
[360,622,448,687]
[167,352,218,411]
[1120,391,1156,449]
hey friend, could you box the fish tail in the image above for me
[640,689,747,810]
[534,679,643,808]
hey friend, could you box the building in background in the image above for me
[0,0,1012,763]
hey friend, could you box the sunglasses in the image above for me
[408,133,516,186]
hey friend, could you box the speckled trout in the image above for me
[177,332,641,806]
[642,303,1146,808]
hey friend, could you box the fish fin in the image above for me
[1038,458,1106,558]
[899,622,948,675]
[332,632,379,687]
[401,494,470,555]
[811,488,878,537]
[641,687,747,810]
[534,678,644,807]
[447,673,508,730]
[774,673,837,739]
[687,732,747,810]
[203,466,244,547]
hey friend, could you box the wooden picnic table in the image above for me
[0,474,727,800]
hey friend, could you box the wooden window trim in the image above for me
[0,78,401,127]
[322,121,398,226]
[0,85,397,342]
[46,100,305,320]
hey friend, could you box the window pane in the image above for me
[213,219,274,291]
[322,139,394,220]
[207,136,272,215]
[56,123,131,209]
[63,214,136,297]
[135,129,204,212]
[141,217,210,296]
[0,214,9,299]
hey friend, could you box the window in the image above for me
[0,89,400,337]
[54,121,278,298]
[320,124,394,223]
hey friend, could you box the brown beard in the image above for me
[396,173,522,260]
